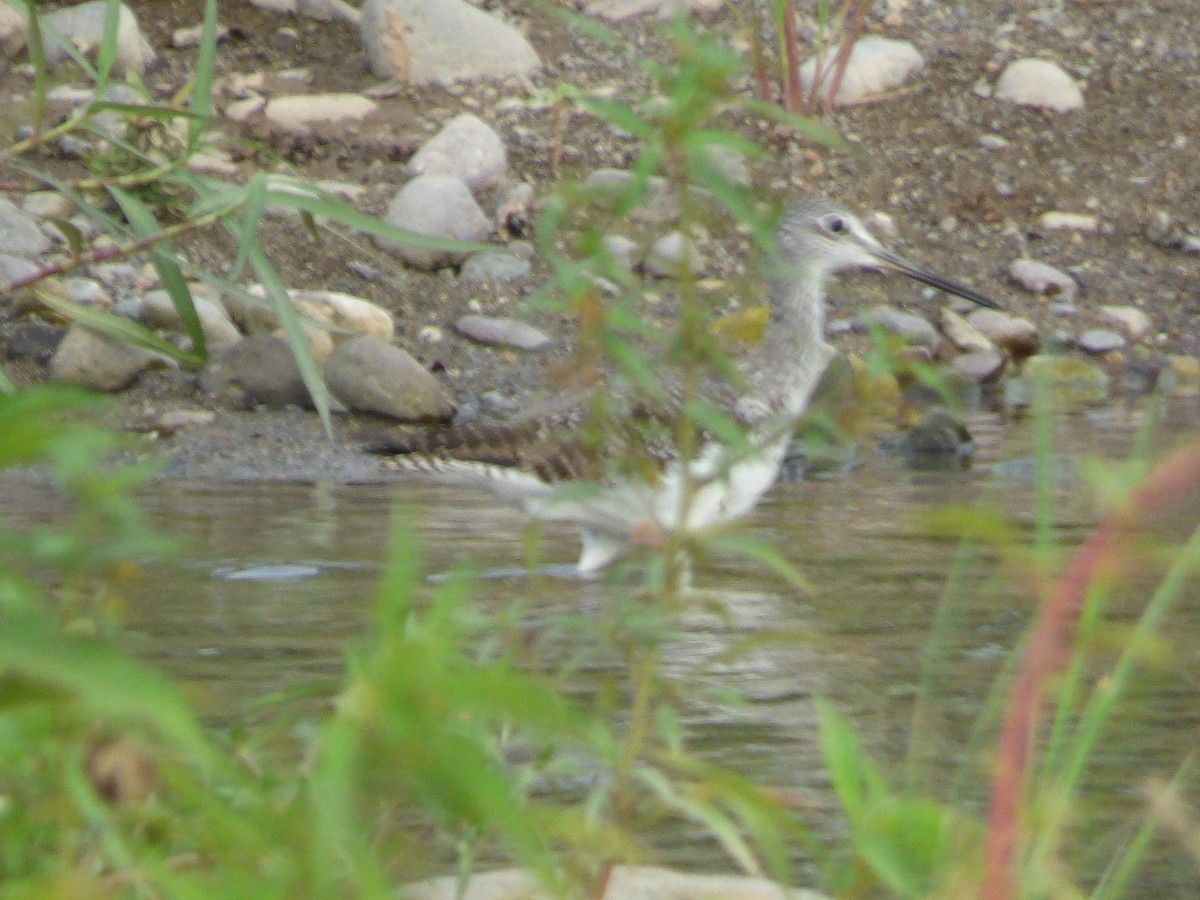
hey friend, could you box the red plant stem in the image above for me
[821,0,870,115]
[981,442,1200,899]
[0,208,226,299]
[781,0,804,113]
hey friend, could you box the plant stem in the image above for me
[0,204,236,298]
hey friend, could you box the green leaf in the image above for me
[816,697,868,819]
[577,96,655,139]
[108,186,206,358]
[187,0,219,149]
[247,246,333,436]
[705,533,812,592]
[46,217,84,259]
[94,0,122,85]
[233,172,269,278]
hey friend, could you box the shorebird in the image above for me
[367,195,998,576]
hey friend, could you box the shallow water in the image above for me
[5,398,1200,894]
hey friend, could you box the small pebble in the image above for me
[455,314,551,351]
[1008,258,1078,300]
[1077,329,1126,354]
[994,58,1084,112]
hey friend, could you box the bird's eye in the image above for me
[823,215,846,234]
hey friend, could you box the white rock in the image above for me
[0,197,51,257]
[264,93,378,130]
[1039,211,1098,232]
[410,113,507,194]
[1077,329,1125,354]
[994,58,1084,112]
[156,408,216,430]
[799,37,924,107]
[360,0,541,84]
[1008,258,1077,300]
[291,290,395,341]
[186,151,240,178]
[41,1,156,77]
[459,251,531,284]
[602,234,639,272]
[141,289,243,347]
[379,174,490,270]
[1099,305,1152,342]
[171,23,230,49]
[63,276,110,308]
[249,0,296,12]
[224,287,394,342]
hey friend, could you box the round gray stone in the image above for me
[49,324,156,392]
[455,314,551,351]
[1008,258,1077,301]
[0,198,51,258]
[459,251,531,284]
[360,0,541,84]
[200,335,311,408]
[379,175,491,270]
[951,348,1007,383]
[40,1,156,76]
[859,306,940,351]
[410,113,508,194]
[324,335,454,421]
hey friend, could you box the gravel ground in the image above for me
[2,0,1197,481]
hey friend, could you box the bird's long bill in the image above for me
[872,247,999,309]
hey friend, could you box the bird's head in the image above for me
[775,195,999,309]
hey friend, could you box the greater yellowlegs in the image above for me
[368,195,998,575]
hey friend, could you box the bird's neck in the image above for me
[739,272,833,422]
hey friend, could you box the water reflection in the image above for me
[2,400,1198,892]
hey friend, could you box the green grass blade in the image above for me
[233,172,269,278]
[109,186,206,358]
[94,0,122,85]
[188,0,219,149]
[247,245,333,436]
